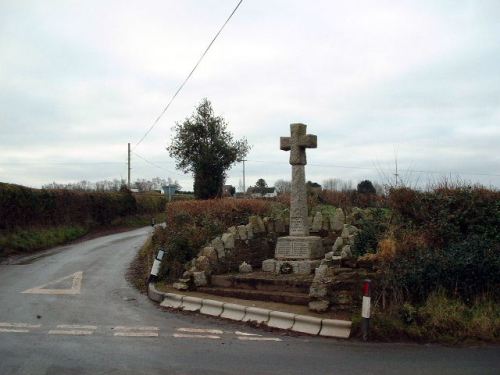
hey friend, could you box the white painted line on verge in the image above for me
[22,271,83,295]
[0,322,41,328]
[57,324,97,330]
[48,329,93,336]
[235,331,262,337]
[114,332,159,337]
[177,328,223,335]
[0,328,30,333]
[113,326,159,331]
[173,333,220,339]
[237,337,282,342]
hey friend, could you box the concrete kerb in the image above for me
[242,307,271,324]
[220,303,247,321]
[292,314,322,335]
[268,311,296,330]
[181,296,203,312]
[320,318,352,338]
[200,299,224,317]
[160,293,183,309]
[147,283,352,339]
[148,283,165,303]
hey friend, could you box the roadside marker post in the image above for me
[361,279,371,341]
[149,248,165,283]
[151,217,156,227]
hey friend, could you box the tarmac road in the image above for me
[0,227,498,375]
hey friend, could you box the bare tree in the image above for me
[274,179,291,194]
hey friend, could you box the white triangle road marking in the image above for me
[21,271,83,295]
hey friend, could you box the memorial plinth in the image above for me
[275,237,323,260]
[263,123,325,275]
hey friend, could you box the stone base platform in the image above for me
[197,272,314,305]
[275,236,323,260]
[262,259,321,275]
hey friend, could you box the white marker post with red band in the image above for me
[149,248,165,283]
[361,279,371,341]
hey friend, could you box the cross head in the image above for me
[280,123,317,165]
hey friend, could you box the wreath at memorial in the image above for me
[280,262,293,274]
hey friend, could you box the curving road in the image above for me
[0,227,498,375]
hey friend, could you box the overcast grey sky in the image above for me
[1,0,499,190]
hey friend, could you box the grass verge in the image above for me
[351,290,500,344]
[126,234,156,293]
[0,212,166,259]
[0,225,88,257]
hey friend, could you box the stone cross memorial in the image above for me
[262,123,324,274]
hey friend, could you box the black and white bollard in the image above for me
[361,279,371,341]
[151,217,156,227]
[148,248,165,283]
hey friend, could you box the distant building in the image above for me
[223,185,235,197]
[246,186,277,198]
[162,185,177,201]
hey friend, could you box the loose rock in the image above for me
[239,261,253,273]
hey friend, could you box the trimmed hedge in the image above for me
[0,182,166,230]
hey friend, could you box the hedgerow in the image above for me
[0,182,166,230]
[378,185,500,304]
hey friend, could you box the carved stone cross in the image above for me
[280,124,317,166]
[280,123,317,237]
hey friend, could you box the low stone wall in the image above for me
[173,207,377,314]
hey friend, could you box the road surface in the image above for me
[0,227,498,375]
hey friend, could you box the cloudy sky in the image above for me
[1,0,499,191]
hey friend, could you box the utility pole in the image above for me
[242,159,246,194]
[394,155,399,187]
[127,143,131,188]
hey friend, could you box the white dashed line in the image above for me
[173,333,221,339]
[48,329,94,336]
[235,331,262,337]
[57,324,97,330]
[0,328,30,333]
[113,325,159,337]
[177,328,223,335]
[0,322,41,329]
[114,332,159,337]
[237,337,282,342]
[113,326,159,331]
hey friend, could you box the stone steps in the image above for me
[197,286,310,305]
[211,273,313,294]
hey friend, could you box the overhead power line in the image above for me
[132,151,184,177]
[133,0,244,149]
[245,159,500,178]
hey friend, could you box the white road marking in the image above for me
[237,337,282,342]
[22,271,83,295]
[114,332,159,337]
[56,324,97,330]
[0,322,41,328]
[173,333,220,339]
[177,328,223,335]
[113,326,159,331]
[235,331,262,337]
[0,328,30,333]
[48,329,93,335]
